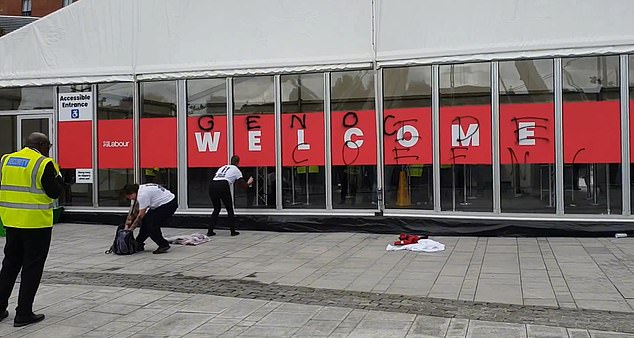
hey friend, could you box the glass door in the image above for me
[16,114,53,149]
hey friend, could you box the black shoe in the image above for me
[0,310,7,321]
[153,245,170,254]
[207,231,216,237]
[137,243,145,252]
[230,231,240,237]
[14,313,45,327]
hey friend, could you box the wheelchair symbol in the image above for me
[71,109,80,119]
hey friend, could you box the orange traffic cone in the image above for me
[396,170,411,207]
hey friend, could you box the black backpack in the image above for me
[106,224,138,255]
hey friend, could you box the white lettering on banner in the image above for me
[344,128,364,149]
[248,130,262,151]
[102,141,130,148]
[195,131,220,152]
[397,125,419,148]
[451,124,479,147]
[518,122,536,146]
[297,130,310,150]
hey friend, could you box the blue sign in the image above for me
[6,157,30,168]
[71,109,80,119]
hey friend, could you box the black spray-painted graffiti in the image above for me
[246,115,261,130]
[197,114,215,131]
[449,115,480,163]
[342,111,361,165]
[383,114,420,165]
[291,114,309,164]
[507,116,550,168]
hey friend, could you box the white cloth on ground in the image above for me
[386,239,445,252]
[165,233,210,246]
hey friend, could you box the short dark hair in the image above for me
[231,155,240,165]
[122,184,139,195]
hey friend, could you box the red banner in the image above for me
[331,110,377,166]
[140,118,177,168]
[187,115,227,167]
[383,107,432,165]
[233,114,275,167]
[440,105,491,165]
[564,101,620,164]
[500,103,554,164]
[281,112,325,166]
[98,119,133,169]
[58,121,92,169]
[630,100,634,163]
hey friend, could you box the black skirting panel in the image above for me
[60,211,634,237]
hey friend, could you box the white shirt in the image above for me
[213,164,243,184]
[137,184,175,210]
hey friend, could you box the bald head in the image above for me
[25,132,51,156]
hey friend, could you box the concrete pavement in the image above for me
[0,223,633,337]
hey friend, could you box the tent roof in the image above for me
[1,0,634,88]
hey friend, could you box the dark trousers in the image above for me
[0,227,52,315]
[136,198,176,248]
[208,180,235,233]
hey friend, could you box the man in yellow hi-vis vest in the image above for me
[0,132,63,327]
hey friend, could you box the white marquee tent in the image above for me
[1,0,634,87]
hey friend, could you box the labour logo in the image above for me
[71,109,80,119]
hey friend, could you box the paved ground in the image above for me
[0,223,633,337]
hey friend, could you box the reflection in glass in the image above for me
[58,85,92,206]
[0,86,54,110]
[97,83,134,206]
[0,116,16,157]
[140,81,178,194]
[499,59,555,213]
[233,76,275,209]
[440,63,492,211]
[187,78,227,208]
[630,55,634,213]
[331,70,377,209]
[383,66,433,209]
[281,73,325,208]
[563,56,621,214]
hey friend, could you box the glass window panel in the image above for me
[439,63,492,212]
[57,85,92,206]
[563,56,621,214]
[499,59,555,213]
[233,76,275,208]
[187,78,227,208]
[140,81,178,194]
[281,73,325,209]
[383,66,433,209]
[630,55,634,213]
[0,116,17,157]
[0,86,54,110]
[331,70,377,209]
[97,83,134,206]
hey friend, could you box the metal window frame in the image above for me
[375,68,384,211]
[227,77,235,199]
[177,79,187,210]
[91,83,98,207]
[554,58,564,215]
[621,55,631,215]
[274,75,283,210]
[432,65,441,212]
[491,62,501,213]
[133,78,141,184]
[325,72,333,210]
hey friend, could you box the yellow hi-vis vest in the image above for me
[0,148,60,228]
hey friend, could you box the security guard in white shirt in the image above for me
[208,155,253,236]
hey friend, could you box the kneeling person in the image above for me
[123,184,176,254]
